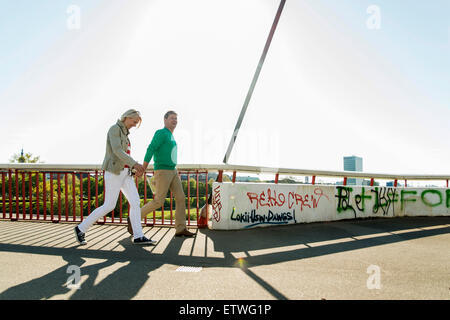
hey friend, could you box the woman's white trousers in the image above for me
[78,169,144,239]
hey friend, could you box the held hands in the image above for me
[133,163,145,177]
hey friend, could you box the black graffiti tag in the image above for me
[371,187,397,215]
[336,186,356,217]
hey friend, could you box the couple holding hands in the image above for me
[74,109,195,245]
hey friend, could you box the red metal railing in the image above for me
[0,166,212,228]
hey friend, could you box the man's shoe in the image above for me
[74,226,87,245]
[175,229,196,237]
[133,236,157,245]
[127,217,133,236]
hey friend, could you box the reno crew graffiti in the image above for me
[246,187,329,211]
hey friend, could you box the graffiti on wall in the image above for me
[400,188,450,209]
[231,208,297,228]
[335,187,450,217]
[210,182,450,230]
[228,187,330,228]
[335,186,398,217]
[212,185,222,222]
[246,187,329,211]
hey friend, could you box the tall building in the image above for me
[343,156,363,185]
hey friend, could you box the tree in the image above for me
[9,149,43,163]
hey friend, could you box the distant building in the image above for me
[344,155,363,185]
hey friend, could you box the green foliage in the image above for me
[9,151,43,163]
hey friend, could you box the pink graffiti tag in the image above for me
[287,188,329,210]
[247,189,286,210]
[212,185,222,222]
[247,187,329,212]
[313,187,329,206]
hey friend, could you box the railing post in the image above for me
[394,180,398,187]
[205,170,209,218]
[21,172,26,220]
[1,172,5,219]
[143,172,147,225]
[232,171,237,183]
[274,173,279,184]
[119,190,123,224]
[370,178,374,187]
[15,169,19,220]
[72,173,76,222]
[197,170,208,229]
[312,176,316,185]
[169,185,173,225]
[343,177,347,186]
[196,170,200,223]
[43,172,47,221]
[8,169,13,220]
[87,172,91,216]
[152,170,156,226]
[96,171,100,207]
[57,173,61,222]
[50,173,54,221]
[99,170,106,225]
[63,174,68,221]
[36,172,40,221]
[79,173,83,221]
[187,172,191,226]
[29,172,32,220]
[217,170,223,183]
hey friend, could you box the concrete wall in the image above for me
[210,182,450,230]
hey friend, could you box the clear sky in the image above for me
[1,0,449,175]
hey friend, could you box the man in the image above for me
[130,111,195,237]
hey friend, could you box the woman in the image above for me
[74,109,155,245]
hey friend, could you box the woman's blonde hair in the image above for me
[120,109,142,128]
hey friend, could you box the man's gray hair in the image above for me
[164,110,177,119]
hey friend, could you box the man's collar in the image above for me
[164,126,174,134]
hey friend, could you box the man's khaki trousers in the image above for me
[141,170,186,233]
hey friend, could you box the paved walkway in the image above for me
[0,216,449,300]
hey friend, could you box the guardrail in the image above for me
[0,164,212,227]
[1,164,449,226]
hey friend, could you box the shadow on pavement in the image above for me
[201,216,450,264]
[0,216,448,299]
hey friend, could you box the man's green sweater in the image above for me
[144,127,177,170]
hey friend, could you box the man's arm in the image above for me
[143,130,164,164]
[136,131,164,177]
